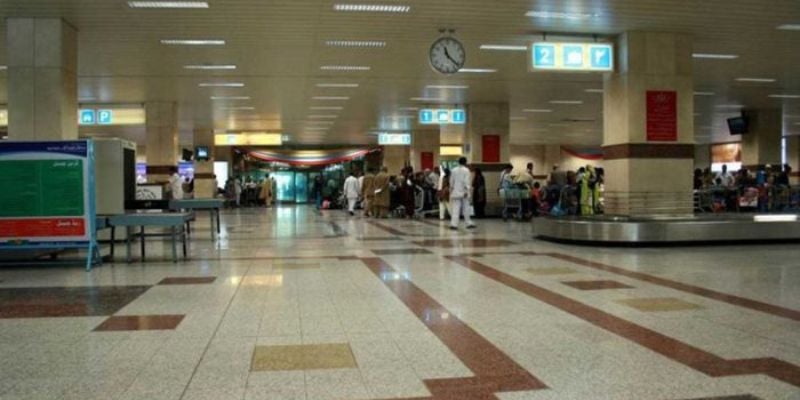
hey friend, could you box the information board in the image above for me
[378,133,412,146]
[646,91,678,141]
[530,42,613,72]
[0,141,97,268]
[419,109,467,125]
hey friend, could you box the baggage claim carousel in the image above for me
[533,214,800,245]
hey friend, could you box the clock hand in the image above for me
[443,47,458,65]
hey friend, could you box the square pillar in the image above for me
[382,145,409,175]
[7,18,78,141]
[466,103,509,164]
[145,102,179,166]
[193,128,217,198]
[741,109,782,168]
[603,31,695,216]
[410,128,440,171]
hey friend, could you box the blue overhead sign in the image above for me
[418,108,467,125]
[378,133,412,146]
[97,110,113,125]
[79,109,96,125]
[531,42,614,72]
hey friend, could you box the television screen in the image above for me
[727,116,748,135]
[195,146,210,161]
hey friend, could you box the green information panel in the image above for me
[0,160,84,217]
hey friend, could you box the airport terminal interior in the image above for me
[0,1,799,399]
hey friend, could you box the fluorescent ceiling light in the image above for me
[304,127,330,131]
[0,65,7,70]
[735,77,776,83]
[306,120,335,124]
[320,65,371,71]
[768,94,800,99]
[160,39,224,45]
[754,215,798,222]
[312,96,350,100]
[426,85,469,90]
[184,64,237,70]
[693,91,715,96]
[522,109,553,113]
[128,1,208,8]
[325,40,386,48]
[584,89,603,93]
[333,4,410,13]
[316,83,359,88]
[199,82,244,87]
[399,107,419,111]
[692,53,739,59]
[310,106,344,110]
[480,44,527,51]
[510,116,527,121]
[458,68,497,73]
[716,104,745,108]
[777,24,800,30]
[526,10,597,20]
[221,106,254,110]
[549,100,583,105]
[307,115,338,119]
[211,96,250,100]
[410,97,445,102]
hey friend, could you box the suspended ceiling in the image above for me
[0,0,798,147]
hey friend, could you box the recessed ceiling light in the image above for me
[768,94,800,99]
[160,39,224,45]
[458,68,497,73]
[325,40,386,48]
[777,24,800,30]
[549,100,583,105]
[306,121,335,125]
[426,85,469,90]
[735,77,776,83]
[522,109,553,113]
[199,82,244,87]
[320,65,371,71]
[510,116,527,121]
[312,96,350,100]
[692,53,739,59]
[333,4,410,13]
[316,83,359,88]
[184,64,237,70]
[128,1,208,8]
[584,89,603,93]
[410,97,445,102]
[0,65,7,70]
[694,91,715,96]
[221,106,254,110]
[716,104,745,109]
[480,44,527,51]
[211,96,250,100]
[307,115,338,119]
[310,106,344,110]
[526,10,597,20]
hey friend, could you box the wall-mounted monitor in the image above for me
[727,116,749,135]
[195,146,210,161]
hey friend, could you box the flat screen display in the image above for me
[727,116,748,135]
[195,146,210,161]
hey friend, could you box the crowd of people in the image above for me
[323,157,480,229]
[694,164,796,212]
[221,175,274,208]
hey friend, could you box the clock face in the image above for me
[429,37,466,74]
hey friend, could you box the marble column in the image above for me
[740,109,782,168]
[6,18,78,141]
[193,128,216,198]
[410,128,440,171]
[602,31,695,216]
[381,145,409,175]
[786,135,800,184]
[145,102,179,166]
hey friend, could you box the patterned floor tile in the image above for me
[616,297,704,312]
[93,315,185,331]
[526,267,577,276]
[562,280,635,290]
[0,286,151,318]
[372,248,433,255]
[251,343,358,371]
[158,277,217,285]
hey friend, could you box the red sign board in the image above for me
[0,218,86,238]
[646,90,677,142]
[482,135,501,163]
[420,152,434,170]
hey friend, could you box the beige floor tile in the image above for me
[616,297,705,312]
[251,343,357,371]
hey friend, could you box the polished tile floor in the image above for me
[0,207,799,400]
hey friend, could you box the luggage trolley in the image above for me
[500,188,529,221]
